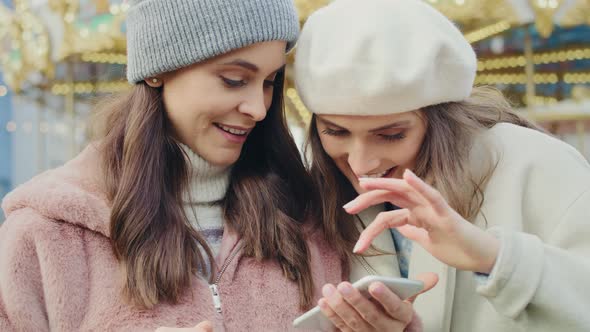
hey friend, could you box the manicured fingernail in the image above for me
[343,201,355,210]
[353,241,362,253]
[405,169,417,178]
[322,284,335,297]
[358,178,372,188]
[338,283,353,296]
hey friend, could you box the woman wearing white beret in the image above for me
[295,0,590,331]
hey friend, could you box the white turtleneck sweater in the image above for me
[179,143,231,260]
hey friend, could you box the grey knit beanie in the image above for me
[126,0,300,83]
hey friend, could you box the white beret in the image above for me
[294,0,477,115]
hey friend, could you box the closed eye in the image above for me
[221,76,247,88]
[379,133,406,141]
[321,128,349,136]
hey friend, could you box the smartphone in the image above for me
[292,275,424,331]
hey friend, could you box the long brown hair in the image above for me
[92,70,318,309]
[306,86,541,261]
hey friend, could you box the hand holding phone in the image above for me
[293,276,424,330]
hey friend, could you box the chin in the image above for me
[209,155,240,167]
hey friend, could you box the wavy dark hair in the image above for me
[92,70,318,309]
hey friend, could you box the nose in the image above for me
[238,87,268,122]
[347,143,380,177]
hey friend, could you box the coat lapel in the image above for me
[408,244,456,332]
[350,204,401,282]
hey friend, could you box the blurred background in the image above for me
[1,0,589,222]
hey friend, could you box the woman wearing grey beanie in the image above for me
[296,0,590,331]
[0,0,343,331]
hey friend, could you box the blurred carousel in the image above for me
[1,0,590,165]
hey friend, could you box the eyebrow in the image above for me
[222,59,259,72]
[221,59,286,75]
[368,121,411,132]
[319,118,411,132]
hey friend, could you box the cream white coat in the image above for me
[352,123,590,332]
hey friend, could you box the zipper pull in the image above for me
[209,284,222,314]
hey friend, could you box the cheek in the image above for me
[319,136,355,176]
[164,98,203,137]
[163,71,236,120]
[163,98,189,134]
[163,80,203,124]
[400,141,421,162]
[390,135,425,169]
[318,135,345,160]
[164,88,237,125]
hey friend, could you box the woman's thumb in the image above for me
[408,272,438,303]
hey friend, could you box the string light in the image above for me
[564,73,590,84]
[109,4,121,15]
[1,121,87,134]
[478,56,526,71]
[6,121,16,133]
[51,81,131,95]
[286,88,312,124]
[536,0,559,9]
[120,3,131,12]
[478,47,590,71]
[81,52,127,64]
[465,21,511,43]
[286,88,297,99]
[79,28,90,38]
[64,12,75,23]
[474,73,558,85]
[523,95,558,105]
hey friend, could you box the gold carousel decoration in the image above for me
[285,0,590,126]
[0,0,52,93]
[1,0,589,92]
[1,0,590,147]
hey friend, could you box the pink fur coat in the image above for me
[0,145,342,331]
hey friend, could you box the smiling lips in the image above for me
[216,123,249,135]
[359,166,397,179]
[215,123,399,176]
[214,123,253,143]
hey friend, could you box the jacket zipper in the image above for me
[209,243,243,314]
